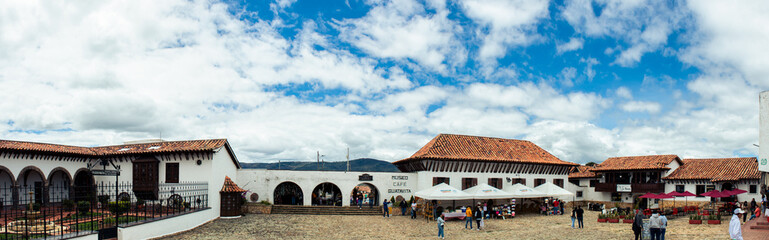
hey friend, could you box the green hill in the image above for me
[240,158,400,172]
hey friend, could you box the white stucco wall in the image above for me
[237,170,417,206]
[118,209,216,240]
[760,91,769,174]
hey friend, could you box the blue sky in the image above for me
[1,0,768,164]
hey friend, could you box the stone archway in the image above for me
[351,183,380,207]
[17,166,46,204]
[312,182,342,206]
[0,166,16,207]
[48,168,72,202]
[274,181,303,205]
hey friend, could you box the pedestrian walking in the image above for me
[570,207,576,228]
[464,206,473,229]
[649,211,661,240]
[357,195,362,209]
[659,212,668,240]
[560,200,565,215]
[576,206,584,229]
[383,199,390,218]
[474,204,483,230]
[411,201,417,219]
[401,200,407,216]
[743,201,749,223]
[730,208,744,240]
[437,214,445,239]
[632,210,644,240]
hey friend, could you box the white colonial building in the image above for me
[0,138,240,239]
[237,134,579,210]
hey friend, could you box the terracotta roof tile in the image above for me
[91,139,228,155]
[568,165,599,178]
[393,134,577,166]
[662,157,759,182]
[0,140,94,155]
[0,139,227,156]
[220,176,246,193]
[593,155,681,171]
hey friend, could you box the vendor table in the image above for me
[442,212,466,220]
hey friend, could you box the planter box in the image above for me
[597,219,608,222]
[707,220,721,224]
[608,219,620,223]
[689,220,702,224]
[619,215,626,219]
[623,219,634,223]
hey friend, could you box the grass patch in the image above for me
[0,233,47,240]
[58,212,104,222]
[70,216,146,231]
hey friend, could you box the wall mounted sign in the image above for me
[616,184,631,192]
[358,174,373,181]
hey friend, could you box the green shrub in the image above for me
[62,199,76,211]
[624,214,634,220]
[689,214,702,220]
[390,196,395,204]
[259,200,271,205]
[107,201,131,216]
[77,201,90,215]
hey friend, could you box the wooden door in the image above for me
[133,157,159,200]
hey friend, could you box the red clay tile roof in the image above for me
[568,165,599,178]
[91,139,228,156]
[662,157,759,182]
[0,140,94,156]
[393,134,577,166]
[0,139,227,156]
[593,155,681,172]
[220,176,246,193]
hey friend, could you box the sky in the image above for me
[1,0,768,164]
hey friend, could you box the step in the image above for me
[749,225,769,230]
[756,222,769,226]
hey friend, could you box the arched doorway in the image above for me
[47,168,71,203]
[312,182,342,206]
[17,166,46,204]
[0,166,16,207]
[73,169,95,203]
[351,183,379,207]
[273,182,303,205]
[633,195,648,210]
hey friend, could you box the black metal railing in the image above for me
[0,181,208,239]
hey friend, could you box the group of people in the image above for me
[541,198,565,215]
[633,209,668,240]
[350,189,374,209]
[730,195,769,240]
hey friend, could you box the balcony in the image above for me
[594,183,665,193]
[595,183,615,192]
[631,183,664,193]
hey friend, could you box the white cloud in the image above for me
[336,0,465,73]
[556,37,584,54]
[561,0,686,67]
[615,87,632,99]
[621,101,661,113]
[461,0,550,62]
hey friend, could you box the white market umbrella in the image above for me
[414,183,474,200]
[508,183,546,198]
[463,183,515,199]
[533,182,574,198]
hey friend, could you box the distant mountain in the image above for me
[240,158,400,172]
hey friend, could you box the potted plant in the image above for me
[608,213,620,223]
[707,214,721,224]
[623,214,634,223]
[689,214,702,224]
[597,213,608,222]
[618,210,627,219]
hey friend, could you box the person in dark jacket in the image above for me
[474,204,483,230]
[575,206,584,229]
[633,210,644,240]
[400,200,407,215]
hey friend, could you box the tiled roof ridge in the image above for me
[396,133,578,166]
[220,176,247,193]
[663,157,759,181]
[0,138,227,156]
[594,154,680,171]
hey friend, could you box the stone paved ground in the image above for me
[161,210,732,239]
